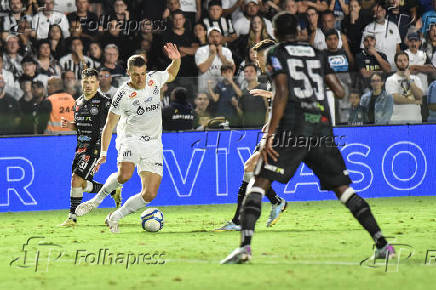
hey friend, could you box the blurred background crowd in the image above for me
[1,0,436,135]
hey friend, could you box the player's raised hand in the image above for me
[260,135,279,164]
[92,156,106,174]
[164,43,181,60]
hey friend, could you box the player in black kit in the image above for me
[221,12,395,264]
[59,68,122,227]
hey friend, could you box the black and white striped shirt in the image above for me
[203,17,235,37]
[59,54,97,80]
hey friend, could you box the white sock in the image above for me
[84,180,93,192]
[92,173,121,204]
[111,194,148,222]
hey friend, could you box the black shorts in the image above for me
[255,135,351,190]
[72,152,98,180]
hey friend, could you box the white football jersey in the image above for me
[110,71,169,146]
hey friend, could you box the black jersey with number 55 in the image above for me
[266,42,333,131]
[73,91,111,156]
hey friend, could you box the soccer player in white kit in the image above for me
[75,44,181,233]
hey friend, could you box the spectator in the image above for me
[386,0,414,50]
[262,0,282,20]
[314,10,354,66]
[386,52,424,123]
[107,0,130,36]
[16,15,34,56]
[18,80,36,134]
[62,70,80,99]
[179,0,202,30]
[231,15,274,67]
[405,31,436,94]
[48,24,65,60]
[193,22,208,46]
[355,33,391,91]
[208,64,242,126]
[102,43,125,78]
[195,26,234,93]
[282,0,309,41]
[44,77,75,134]
[307,7,322,47]
[32,81,52,134]
[162,87,195,131]
[423,24,436,66]
[221,0,244,25]
[236,46,261,88]
[360,72,393,124]
[3,34,23,79]
[160,10,197,79]
[419,0,436,38]
[347,89,366,125]
[233,0,273,36]
[87,41,102,67]
[163,0,182,23]
[31,0,70,40]
[98,67,117,99]
[361,2,401,69]
[297,0,328,14]
[135,0,166,22]
[36,39,61,78]
[203,0,237,45]
[0,53,21,98]
[59,37,97,80]
[193,92,212,129]
[427,79,436,122]
[54,0,77,14]
[0,74,21,135]
[1,0,33,41]
[67,0,100,38]
[19,56,49,89]
[99,19,131,62]
[341,0,372,56]
[237,63,268,128]
[329,0,349,29]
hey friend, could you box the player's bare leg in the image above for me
[75,162,133,217]
[221,177,271,264]
[334,185,395,259]
[106,171,162,233]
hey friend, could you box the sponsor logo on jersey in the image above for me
[129,92,137,99]
[133,100,140,106]
[137,106,145,115]
[90,107,99,115]
[76,147,87,153]
[153,86,159,95]
[112,90,126,108]
[140,135,151,141]
[148,79,154,86]
[154,162,163,167]
[144,96,153,104]
[123,151,132,157]
[270,56,282,70]
[145,103,160,112]
[78,135,92,142]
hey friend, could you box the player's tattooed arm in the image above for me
[164,43,181,82]
[325,73,345,99]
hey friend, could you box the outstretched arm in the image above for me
[164,43,181,83]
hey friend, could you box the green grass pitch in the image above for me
[1,196,436,290]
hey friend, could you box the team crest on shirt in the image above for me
[148,79,154,86]
[129,92,137,98]
[137,106,145,115]
[144,96,153,103]
[90,107,99,115]
[153,86,159,95]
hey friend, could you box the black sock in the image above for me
[240,191,262,247]
[70,197,82,220]
[344,193,387,249]
[89,180,103,193]
[265,187,280,205]
[231,181,248,225]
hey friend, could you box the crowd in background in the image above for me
[1,0,436,136]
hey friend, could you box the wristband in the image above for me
[100,151,107,157]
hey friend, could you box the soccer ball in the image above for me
[140,208,164,232]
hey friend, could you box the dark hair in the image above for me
[321,10,335,18]
[394,51,409,64]
[272,11,298,39]
[172,87,187,102]
[243,62,257,71]
[209,0,222,7]
[349,88,361,95]
[99,66,111,73]
[370,71,384,82]
[81,68,99,79]
[220,64,233,72]
[127,54,147,70]
[172,9,185,16]
[324,28,338,38]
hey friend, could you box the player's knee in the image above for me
[117,171,133,184]
[141,190,157,202]
[71,174,83,187]
[242,191,262,219]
